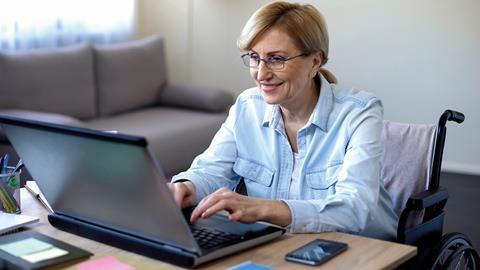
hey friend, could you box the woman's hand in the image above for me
[167,181,196,208]
[190,187,292,227]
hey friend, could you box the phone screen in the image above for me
[285,239,348,266]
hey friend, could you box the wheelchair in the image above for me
[235,109,479,269]
[383,110,480,269]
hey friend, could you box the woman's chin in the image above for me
[261,93,282,105]
[258,84,285,104]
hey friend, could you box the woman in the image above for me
[169,1,398,240]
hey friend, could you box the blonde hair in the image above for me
[237,1,337,84]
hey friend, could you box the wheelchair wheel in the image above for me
[428,232,480,270]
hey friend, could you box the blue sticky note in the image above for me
[228,260,275,270]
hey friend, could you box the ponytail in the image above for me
[319,67,337,84]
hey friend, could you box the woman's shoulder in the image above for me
[234,87,268,109]
[228,87,269,126]
[330,83,381,109]
[237,87,264,101]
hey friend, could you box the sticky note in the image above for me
[76,256,135,270]
[0,238,52,257]
[0,237,68,263]
[22,247,68,263]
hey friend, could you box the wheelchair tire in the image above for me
[427,232,480,270]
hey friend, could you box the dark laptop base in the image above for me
[48,214,197,268]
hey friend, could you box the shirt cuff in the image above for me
[282,200,340,233]
[172,172,211,205]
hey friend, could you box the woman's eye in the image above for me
[268,55,286,63]
[250,53,260,61]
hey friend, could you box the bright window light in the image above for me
[0,0,136,50]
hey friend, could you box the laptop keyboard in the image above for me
[192,227,240,250]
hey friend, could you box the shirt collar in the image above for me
[262,103,281,129]
[262,74,333,132]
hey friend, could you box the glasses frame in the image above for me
[241,52,308,71]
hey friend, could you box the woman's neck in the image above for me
[280,81,319,126]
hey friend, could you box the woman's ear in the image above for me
[310,52,323,78]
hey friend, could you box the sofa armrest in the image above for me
[158,84,234,112]
[0,110,84,143]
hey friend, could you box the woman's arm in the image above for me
[190,187,292,226]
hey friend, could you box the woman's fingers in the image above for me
[190,188,261,224]
[228,209,244,222]
[191,188,233,223]
[168,181,195,208]
[200,200,228,219]
[190,194,217,222]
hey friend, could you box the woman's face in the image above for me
[249,27,322,107]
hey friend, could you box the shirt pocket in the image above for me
[305,163,342,190]
[233,157,274,187]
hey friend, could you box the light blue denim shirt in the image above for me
[173,75,398,240]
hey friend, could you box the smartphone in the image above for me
[285,239,348,266]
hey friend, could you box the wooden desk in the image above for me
[19,188,416,269]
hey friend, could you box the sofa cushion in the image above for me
[85,107,227,176]
[159,84,234,112]
[94,36,167,116]
[0,44,96,119]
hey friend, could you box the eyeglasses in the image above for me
[241,52,308,71]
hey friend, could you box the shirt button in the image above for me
[300,140,305,145]
[250,170,257,176]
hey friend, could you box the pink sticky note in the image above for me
[76,256,135,270]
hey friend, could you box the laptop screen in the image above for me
[0,115,199,253]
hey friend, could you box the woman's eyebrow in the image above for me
[249,49,288,55]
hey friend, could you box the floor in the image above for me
[441,172,480,252]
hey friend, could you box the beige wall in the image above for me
[137,0,480,175]
[137,0,191,83]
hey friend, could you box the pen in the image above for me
[25,181,53,213]
[0,155,4,173]
[1,153,9,174]
[35,193,53,213]
[0,180,18,213]
[0,153,20,213]
[13,159,24,173]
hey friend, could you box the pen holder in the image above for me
[0,166,21,214]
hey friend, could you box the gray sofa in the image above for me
[0,35,234,179]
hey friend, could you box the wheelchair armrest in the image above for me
[406,186,449,210]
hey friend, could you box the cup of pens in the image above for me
[0,166,21,214]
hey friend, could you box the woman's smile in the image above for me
[260,82,284,93]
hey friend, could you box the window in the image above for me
[0,0,136,51]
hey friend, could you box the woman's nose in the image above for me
[256,61,272,81]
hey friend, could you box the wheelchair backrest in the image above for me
[381,120,436,219]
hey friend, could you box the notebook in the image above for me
[0,212,39,235]
[0,114,285,268]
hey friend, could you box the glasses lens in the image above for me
[241,54,287,70]
[249,54,261,68]
[242,54,250,67]
[266,55,286,70]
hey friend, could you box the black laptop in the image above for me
[0,114,284,268]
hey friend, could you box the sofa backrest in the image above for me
[0,44,96,119]
[94,35,167,116]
